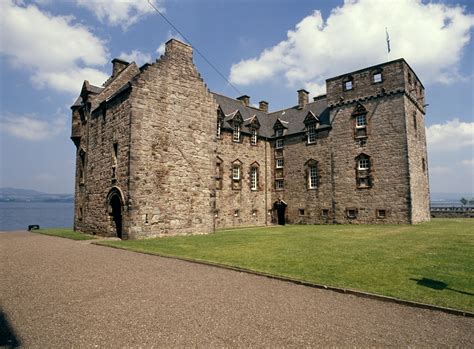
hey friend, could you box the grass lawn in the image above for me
[96,218,474,312]
[34,228,96,240]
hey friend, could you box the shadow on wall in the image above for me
[410,278,474,296]
[0,310,21,348]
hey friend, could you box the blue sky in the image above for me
[0,0,473,195]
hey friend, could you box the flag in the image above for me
[386,27,391,54]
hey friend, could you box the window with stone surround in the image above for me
[322,209,329,219]
[299,208,305,216]
[306,159,319,189]
[356,154,372,188]
[275,138,284,149]
[234,209,240,217]
[343,75,353,91]
[307,123,317,144]
[79,149,86,185]
[216,157,223,190]
[231,159,242,190]
[251,128,258,145]
[276,158,284,169]
[413,111,417,133]
[252,209,257,216]
[233,122,241,142]
[422,158,426,173]
[376,209,387,219]
[372,68,383,84]
[352,103,368,143]
[250,164,258,191]
[346,208,358,219]
[275,179,284,190]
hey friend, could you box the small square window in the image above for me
[234,209,240,217]
[276,139,283,149]
[276,158,284,168]
[358,158,370,170]
[373,73,382,83]
[299,208,305,216]
[322,209,329,218]
[252,209,257,216]
[346,209,357,219]
[344,80,353,91]
[377,209,386,219]
[356,115,366,128]
[357,177,370,188]
[214,210,219,218]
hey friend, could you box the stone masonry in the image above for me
[71,39,430,239]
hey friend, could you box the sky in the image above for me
[0,0,473,195]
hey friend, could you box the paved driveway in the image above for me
[0,232,472,347]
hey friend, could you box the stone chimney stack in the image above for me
[165,39,193,61]
[259,101,269,112]
[237,95,250,107]
[111,58,129,77]
[297,89,309,109]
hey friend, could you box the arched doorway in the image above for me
[107,187,124,239]
[274,199,287,225]
[110,194,123,238]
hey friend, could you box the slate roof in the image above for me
[71,84,104,108]
[212,92,330,138]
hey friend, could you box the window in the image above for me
[112,143,118,179]
[346,209,357,219]
[358,158,370,170]
[233,123,241,142]
[79,150,86,184]
[276,139,283,149]
[408,72,412,85]
[377,209,386,219]
[413,112,417,132]
[422,158,426,173]
[299,209,305,216]
[234,209,240,217]
[275,129,283,137]
[373,72,382,83]
[356,114,367,128]
[252,209,257,216]
[322,209,329,219]
[307,123,317,143]
[344,80,353,90]
[356,138,367,146]
[232,165,240,180]
[214,210,219,218]
[343,76,354,91]
[251,129,257,145]
[251,167,258,191]
[276,179,284,190]
[309,165,318,189]
[216,119,221,138]
[216,159,223,190]
[276,158,284,168]
[356,154,372,188]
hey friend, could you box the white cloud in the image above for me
[0,0,109,94]
[461,159,474,167]
[0,114,66,141]
[229,0,473,93]
[118,50,152,66]
[426,118,474,150]
[429,166,453,175]
[76,0,164,30]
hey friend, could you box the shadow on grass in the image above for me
[0,310,21,348]
[411,278,474,296]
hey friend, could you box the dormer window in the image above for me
[251,129,257,145]
[307,123,317,144]
[275,129,283,137]
[343,76,353,91]
[233,122,241,142]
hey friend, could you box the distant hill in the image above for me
[0,187,74,203]
[430,192,474,203]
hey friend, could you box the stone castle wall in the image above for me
[126,40,217,238]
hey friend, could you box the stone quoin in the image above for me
[71,39,430,239]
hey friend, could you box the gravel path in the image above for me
[1,231,472,347]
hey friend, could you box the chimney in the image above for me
[259,101,269,112]
[297,89,309,109]
[111,58,129,78]
[237,95,250,107]
[165,39,193,60]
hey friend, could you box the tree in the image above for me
[460,197,468,207]
[469,199,474,206]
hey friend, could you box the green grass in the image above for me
[34,228,96,240]
[97,219,474,312]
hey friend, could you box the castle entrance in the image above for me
[274,199,287,225]
[107,187,124,239]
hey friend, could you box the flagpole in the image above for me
[386,27,390,62]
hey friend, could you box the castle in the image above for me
[71,39,430,239]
